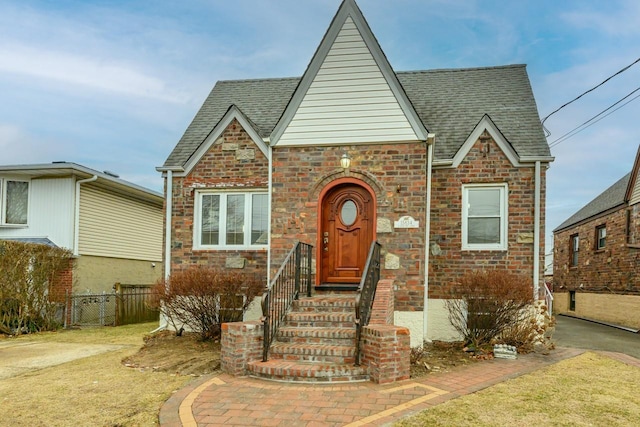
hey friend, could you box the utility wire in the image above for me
[541,56,640,134]
[549,86,640,148]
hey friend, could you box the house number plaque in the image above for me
[394,215,419,229]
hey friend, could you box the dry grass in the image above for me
[395,352,640,426]
[0,323,196,426]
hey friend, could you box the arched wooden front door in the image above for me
[319,183,374,287]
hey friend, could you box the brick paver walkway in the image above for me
[159,347,599,426]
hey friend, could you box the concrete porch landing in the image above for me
[159,347,598,427]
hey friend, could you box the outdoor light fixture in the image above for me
[340,152,351,169]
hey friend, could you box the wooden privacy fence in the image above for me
[114,283,159,326]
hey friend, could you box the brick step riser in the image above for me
[276,337,356,345]
[248,370,369,383]
[269,354,356,364]
[285,314,355,322]
[291,306,354,313]
[284,321,354,328]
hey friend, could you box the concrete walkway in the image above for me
[160,347,589,427]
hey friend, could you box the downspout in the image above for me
[164,170,173,282]
[423,133,435,343]
[152,169,174,333]
[74,175,98,256]
[533,161,541,299]
[267,143,273,288]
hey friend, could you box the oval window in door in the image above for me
[341,200,357,226]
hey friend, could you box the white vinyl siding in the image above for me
[78,185,162,261]
[277,17,417,146]
[630,176,640,205]
[0,177,75,249]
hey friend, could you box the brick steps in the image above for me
[247,359,369,383]
[247,293,367,382]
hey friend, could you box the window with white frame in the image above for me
[0,178,29,226]
[194,191,268,249]
[462,184,508,250]
[595,224,606,250]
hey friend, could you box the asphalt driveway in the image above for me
[553,315,640,359]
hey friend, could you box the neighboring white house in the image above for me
[0,162,163,293]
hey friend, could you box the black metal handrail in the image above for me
[354,241,381,366]
[261,241,313,361]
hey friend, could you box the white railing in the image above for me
[543,282,554,316]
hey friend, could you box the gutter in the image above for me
[423,133,435,342]
[267,143,273,288]
[74,175,98,256]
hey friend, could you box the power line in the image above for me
[541,56,640,134]
[549,86,640,148]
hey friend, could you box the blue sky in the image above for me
[1,0,639,261]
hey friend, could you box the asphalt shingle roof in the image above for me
[553,173,631,232]
[163,64,550,167]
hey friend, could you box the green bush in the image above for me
[445,269,533,349]
[0,240,73,335]
[153,267,263,341]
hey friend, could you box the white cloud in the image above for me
[0,43,189,103]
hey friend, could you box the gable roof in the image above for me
[271,0,428,146]
[163,64,550,168]
[554,172,631,233]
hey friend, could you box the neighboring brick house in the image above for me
[553,145,640,330]
[158,0,553,345]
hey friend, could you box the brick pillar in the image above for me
[48,259,74,327]
[220,321,264,376]
[369,279,394,325]
[361,325,410,384]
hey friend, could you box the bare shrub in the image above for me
[153,267,263,341]
[445,269,533,349]
[0,240,73,335]
[498,301,556,353]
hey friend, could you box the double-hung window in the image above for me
[194,191,268,249]
[0,178,29,226]
[570,234,579,267]
[462,184,508,250]
[595,225,606,250]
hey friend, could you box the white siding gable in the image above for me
[630,175,640,205]
[276,17,419,146]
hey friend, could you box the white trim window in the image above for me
[0,178,29,226]
[194,191,268,249]
[462,184,508,250]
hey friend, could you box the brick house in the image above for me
[158,0,552,347]
[553,145,640,330]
